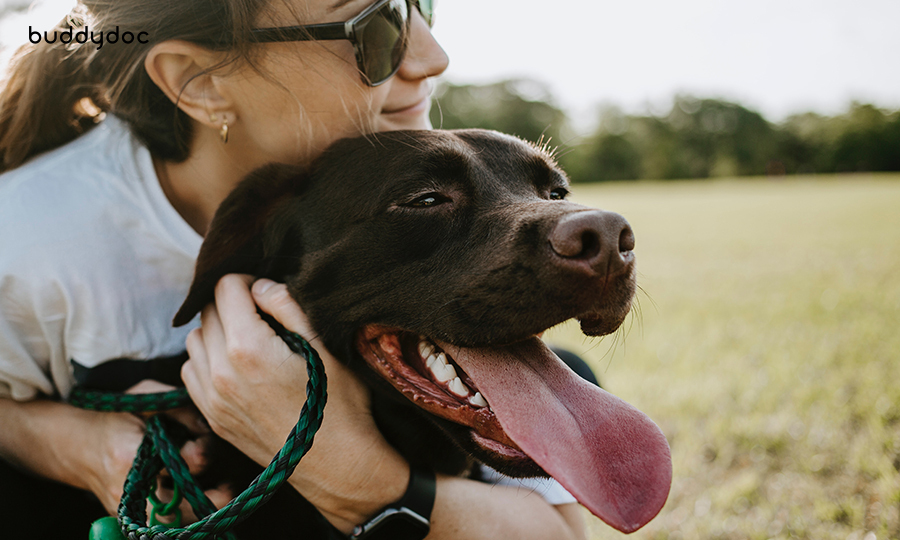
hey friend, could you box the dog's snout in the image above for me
[549,210,635,275]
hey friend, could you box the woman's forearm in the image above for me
[429,474,584,540]
[0,397,145,512]
[287,453,584,540]
[1,397,100,486]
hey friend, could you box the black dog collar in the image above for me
[350,466,436,540]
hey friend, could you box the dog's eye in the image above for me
[549,187,569,200]
[406,192,449,208]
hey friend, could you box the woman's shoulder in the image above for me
[0,115,139,204]
[0,120,133,254]
[0,116,196,249]
[0,116,200,278]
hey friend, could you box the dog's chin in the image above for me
[576,278,636,336]
[355,325,543,476]
[578,310,628,337]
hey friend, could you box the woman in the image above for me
[0,0,586,538]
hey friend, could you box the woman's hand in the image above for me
[0,395,224,520]
[85,380,231,517]
[122,380,234,521]
[181,275,409,532]
[79,408,146,515]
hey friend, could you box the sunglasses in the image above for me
[251,0,435,87]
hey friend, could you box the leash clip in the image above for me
[149,482,184,528]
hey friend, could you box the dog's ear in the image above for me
[173,164,305,327]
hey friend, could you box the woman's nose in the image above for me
[397,8,449,81]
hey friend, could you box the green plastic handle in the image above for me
[88,517,126,540]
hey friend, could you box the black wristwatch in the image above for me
[349,466,436,540]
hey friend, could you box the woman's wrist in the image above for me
[287,435,410,534]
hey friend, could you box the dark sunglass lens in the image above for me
[358,0,408,84]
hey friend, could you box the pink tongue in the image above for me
[449,338,672,533]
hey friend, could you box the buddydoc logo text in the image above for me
[29,26,149,50]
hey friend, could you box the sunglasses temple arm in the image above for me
[250,23,348,43]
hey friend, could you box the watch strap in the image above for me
[396,466,436,520]
[349,466,435,539]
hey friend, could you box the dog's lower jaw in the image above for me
[577,273,637,336]
[355,326,542,473]
[579,308,630,337]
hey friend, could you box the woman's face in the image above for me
[225,0,449,166]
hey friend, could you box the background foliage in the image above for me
[431,79,900,182]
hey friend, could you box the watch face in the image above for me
[355,508,430,540]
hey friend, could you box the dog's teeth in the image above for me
[425,354,439,369]
[426,352,448,370]
[469,392,488,408]
[418,340,434,358]
[434,363,457,383]
[449,377,471,397]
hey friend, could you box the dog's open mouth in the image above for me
[356,323,673,534]
[357,325,531,463]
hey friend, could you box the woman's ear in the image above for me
[144,40,232,127]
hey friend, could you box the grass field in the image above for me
[543,174,900,540]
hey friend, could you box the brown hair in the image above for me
[0,0,277,172]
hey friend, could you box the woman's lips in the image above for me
[382,95,430,116]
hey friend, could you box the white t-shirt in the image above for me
[0,116,202,400]
[479,465,577,505]
[0,116,577,506]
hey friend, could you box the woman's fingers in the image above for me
[153,481,235,524]
[182,328,210,415]
[214,274,271,354]
[204,486,235,512]
[251,279,364,389]
[251,279,313,337]
[180,438,209,475]
[125,379,177,394]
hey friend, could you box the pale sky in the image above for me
[3,0,898,130]
[431,0,900,127]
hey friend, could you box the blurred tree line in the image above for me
[430,79,900,182]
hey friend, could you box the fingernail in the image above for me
[253,279,275,296]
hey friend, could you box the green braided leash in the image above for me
[70,315,327,540]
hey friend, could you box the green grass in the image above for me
[543,174,900,540]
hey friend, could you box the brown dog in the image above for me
[175,129,671,534]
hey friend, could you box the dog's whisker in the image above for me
[609,341,623,372]
[635,281,659,314]
[552,147,578,161]
[624,292,645,340]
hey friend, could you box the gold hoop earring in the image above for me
[219,120,229,144]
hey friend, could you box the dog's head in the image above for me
[174,129,671,533]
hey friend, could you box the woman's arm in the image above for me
[0,388,229,517]
[430,477,585,540]
[0,397,145,514]
[182,275,586,540]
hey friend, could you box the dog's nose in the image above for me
[549,210,635,275]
